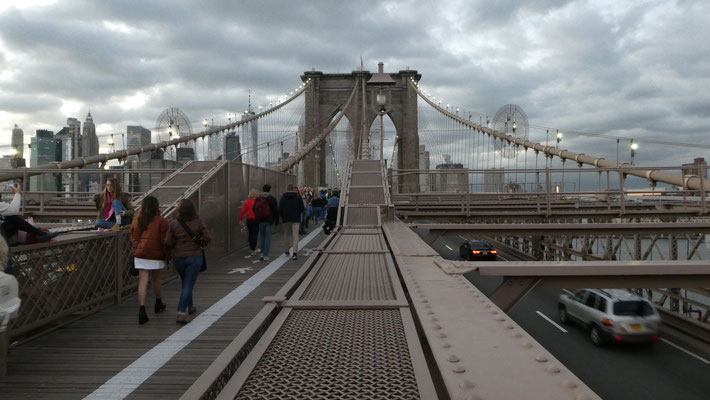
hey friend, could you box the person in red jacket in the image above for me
[131,195,169,325]
[239,189,260,258]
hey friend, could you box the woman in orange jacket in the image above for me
[131,195,169,325]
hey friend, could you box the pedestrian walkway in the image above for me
[0,225,326,400]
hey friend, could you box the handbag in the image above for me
[177,219,207,272]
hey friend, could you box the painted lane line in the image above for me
[661,338,710,364]
[445,245,453,251]
[562,289,574,295]
[458,235,468,241]
[85,227,323,399]
[535,311,568,333]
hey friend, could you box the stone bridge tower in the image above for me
[301,63,421,189]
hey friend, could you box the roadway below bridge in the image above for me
[410,224,710,400]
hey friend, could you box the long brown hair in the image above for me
[103,177,123,202]
[176,198,198,222]
[137,195,160,232]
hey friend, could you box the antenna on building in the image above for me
[248,89,252,113]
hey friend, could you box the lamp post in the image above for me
[107,134,115,152]
[377,90,387,160]
[556,130,563,149]
[630,140,638,165]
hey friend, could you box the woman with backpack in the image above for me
[131,195,169,325]
[165,198,211,324]
[239,189,260,258]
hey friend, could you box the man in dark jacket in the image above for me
[279,184,305,260]
[256,184,279,261]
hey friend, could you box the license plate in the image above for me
[630,324,641,330]
[481,252,488,255]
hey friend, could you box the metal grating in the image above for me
[329,234,384,252]
[234,310,420,400]
[339,228,381,235]
[351,173,383,186]
[346,207,379,226]
[301,254,395,300]
[349,188,384,205]
[351,160,382,172]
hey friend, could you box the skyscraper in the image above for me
[30,130,58,191]
[81,112,99,157]
[126,125,152,192]
[67,117,82,160]
[225,132,242,162]
[11,124,23,158]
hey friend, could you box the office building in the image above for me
[12,124,23,158]
[419,145,431,192]
[225,133,242,162]
[30,130,59,192]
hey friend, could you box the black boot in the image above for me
[154,298,166,313]
[139,306,149,325]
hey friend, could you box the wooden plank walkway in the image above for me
[0,224,328,400]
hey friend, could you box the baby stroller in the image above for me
[322,207,338,234]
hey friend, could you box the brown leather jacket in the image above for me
[165,218,212,258]
[131,215,169,260]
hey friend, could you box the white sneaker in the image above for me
[244,254,252,259]
[261,256,270,261]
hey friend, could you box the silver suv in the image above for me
[558,289,661,346]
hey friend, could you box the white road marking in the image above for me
[458,235,468,241]
[535,310,568,333]
[445,245,453,251]
[562,289,574,295]
[228,267,252,274]
[85,227,322,399]
[661,339,710,364]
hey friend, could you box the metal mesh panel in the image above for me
[9,232,135,338]
[329,234,383,252]
[345,207,379,226]
[229,162,247,254]
[339,228,381,235]
[149,187,190,208]
[301,254,395,300]
[349,188,384,204]
[235,310,419,400]
[164,173,204,187]
[351,173,383,186]
[184,161,220,172]
[200,164,229,259]
[351,160,382,172]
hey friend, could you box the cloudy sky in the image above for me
[1,0,708,168]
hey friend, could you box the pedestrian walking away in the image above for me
[239,189,260,258]
[279,184,305,260]
[254,184,279,261]
[165,199,211,324]
[131,195,169,325]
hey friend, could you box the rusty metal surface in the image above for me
[233,309,421,400]
[300,254,395,301]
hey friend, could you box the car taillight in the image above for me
[490,250,497,254]
[602,318,614,327]
[472,250,481,254]
[614,336,623,342]
[651,335,660,341]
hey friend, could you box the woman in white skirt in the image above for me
[131,195,169,325]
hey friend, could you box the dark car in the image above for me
[459,240,497,261]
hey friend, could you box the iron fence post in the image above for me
[114,232,123,305]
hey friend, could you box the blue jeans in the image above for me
[173,255,202,312]
[258,222,273,257]
[313,207,325,223]
[299,211,307,234]
[95,200,131,228]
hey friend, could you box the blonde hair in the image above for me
[248,189,259,199]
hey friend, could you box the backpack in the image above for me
[253,196,272,221]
